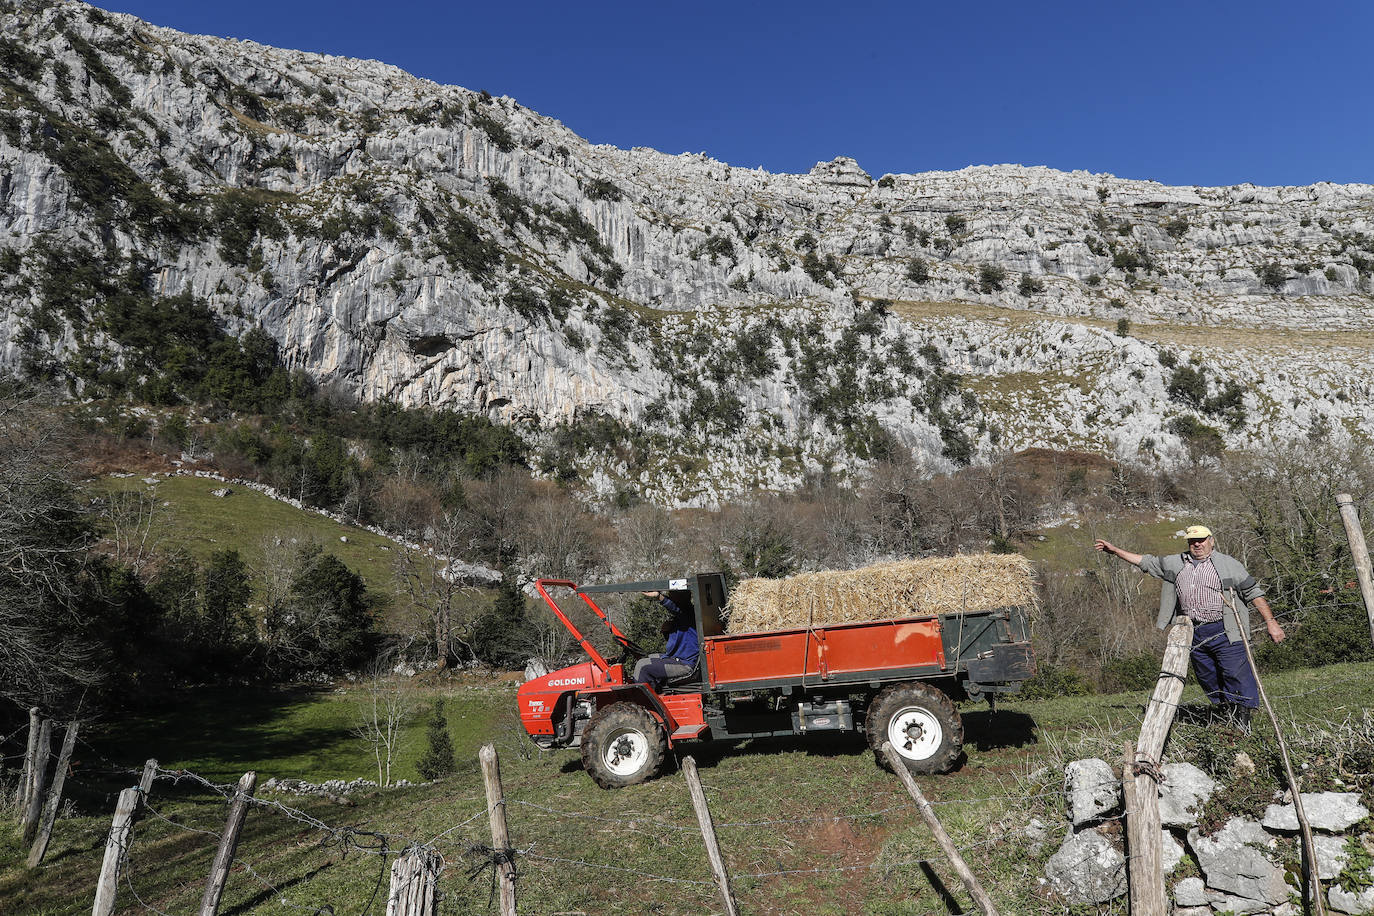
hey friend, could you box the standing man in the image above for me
[1094,525,1285,730]
[632,590,699,690]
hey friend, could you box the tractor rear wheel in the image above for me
[581,702,668,789]
[866,683,963,775]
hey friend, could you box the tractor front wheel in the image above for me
[581,702,668,789]
[865,683,963,775]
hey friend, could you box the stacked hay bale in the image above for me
[725,554,1036,634]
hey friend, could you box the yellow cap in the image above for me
[1184,525,1213,540]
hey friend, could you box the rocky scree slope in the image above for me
[1,0,1373,504]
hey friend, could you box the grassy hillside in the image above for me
[97,474,411,597]
[4,662,1371,915]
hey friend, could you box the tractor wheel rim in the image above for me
[603,725,649,776]
[887,706,942,760]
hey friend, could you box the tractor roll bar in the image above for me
[534,578,639,674]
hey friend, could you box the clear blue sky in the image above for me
[94,0,1373,188]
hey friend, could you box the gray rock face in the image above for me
[1065,758,1120,826]
[1161,828,1185,873]
[1263,793,1370,833]
[1315,833,1352,881]
[1159,762,1216,828]
[1189,818,1291,907]
[2,2,1374,503]
[1045,827,1126,904]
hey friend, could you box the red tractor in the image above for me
[518,573,1034,788]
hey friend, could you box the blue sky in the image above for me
[94,0,1373,188]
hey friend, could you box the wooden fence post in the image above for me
[1223,597,1328,916]
[92,787,140,916]
[882,743,1000,916]
[478,743,517,916]
[198,770,257,916]
[21,718,53,844]
[1336,493,1374,644]
[1122,742,1165,916]
[28,720,79,867]
[17,707,39,817]
[1122,619,1191,916]
[681,756,739,916]
[386,845,442,916]
[135,758,158,817]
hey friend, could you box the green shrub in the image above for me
[584,177,622,201]
[1164,217,1189,239]
[1167,415,1225,458]
[876,175,895,188]
[794,232,818,251]
[1167,365,1208,408]
[1019,663,1093,699]
[437,210,501,279]
[906,258,930,283]
[977,264,1006,293]
[1116,318,1131,336]
[1099,653,1162,693]
[469,106,515,151]
[1257,262,1286,290]
[944,214,967,235]
[1086,273,1102,287]
[416,699,457,780]
[1017,275,1044,297]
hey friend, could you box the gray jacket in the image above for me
[1137,551,1266,643]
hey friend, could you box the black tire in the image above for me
[865,682,963,775]
[580,702,668,789]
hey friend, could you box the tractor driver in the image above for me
[632,590,699,690]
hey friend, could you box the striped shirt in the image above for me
[1176,556,1225,623]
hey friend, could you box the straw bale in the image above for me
[724,554,1036,634]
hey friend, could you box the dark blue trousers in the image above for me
[1191,620,1259,709]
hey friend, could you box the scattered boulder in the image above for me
[1262,792,1370,832]
[1065,758,1120,827]
[1189,818,1290,908]
[1161,829,1185,873]
[1173,876,1208,907]
[1046,827,1126,904]
[1330,876,1374,915]
[525,658,550,680]
[1315,834,1351,880]
[211,487,233,498]
[1159,762,1215,828]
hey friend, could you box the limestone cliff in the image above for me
[2,0,1372,503]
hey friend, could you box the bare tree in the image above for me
[99,484,167,574]
[350,661,415,787]
[0,389,102,710]
[392,510,484,668]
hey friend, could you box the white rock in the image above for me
[1045,827,1126,904]
[1065,758,1120,826]
[1173,876,1208,907]
[1188,818,1289,907]
[1159,762,1215,828]
[1262,793,1370,833]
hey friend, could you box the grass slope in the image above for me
[4,661,1372,915]
[98,474,415,599]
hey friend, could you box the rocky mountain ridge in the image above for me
[2,0,1372,504]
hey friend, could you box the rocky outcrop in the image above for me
[2,1,1373,503]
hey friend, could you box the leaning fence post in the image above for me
[882,743,1000,916]
[681,756,739,916]
[21,718,53,844]
[93,787,140,916]
[17,707,39,817]
[386,844,442,916]
[28,720,80,867]
[198,770,257,916]
[1336,493,1374,645]
[479,744,517,916]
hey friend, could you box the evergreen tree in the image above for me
[416,699,456,780]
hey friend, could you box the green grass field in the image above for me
[4,661,1371,915]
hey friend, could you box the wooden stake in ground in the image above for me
[1336,493,1374,645]
[1121,742,1165,916]
[92,787,140,916]
[386,845,442,916]
[681,756,739,916]
[881,743,1000,916]
[478,743,518,916]
[28,720,80,867]
[17,707,39,818]
[135,758,158,819]
[1221,596,1328,916]
[198,770,257,916]
[1123,620,1190,916]
[21,717,53,845]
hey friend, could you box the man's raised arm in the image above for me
[1095,539,1144,567]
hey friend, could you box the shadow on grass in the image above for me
[962,709,1038,752]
